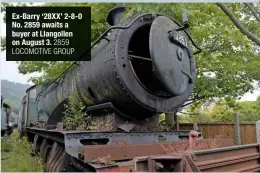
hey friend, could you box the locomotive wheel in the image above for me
[39,138,48,156]
[42,140,82,172]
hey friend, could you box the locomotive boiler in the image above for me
[31,5,197,131]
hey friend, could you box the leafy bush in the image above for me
[180,97,260,123]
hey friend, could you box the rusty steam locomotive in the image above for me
[18,5,201,172]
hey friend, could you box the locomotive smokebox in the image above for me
[38,6,196,126]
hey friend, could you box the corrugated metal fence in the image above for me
[179,122,258,145]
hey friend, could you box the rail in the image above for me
[193,143,260,172]
[94,142,260,172]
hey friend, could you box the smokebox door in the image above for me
[149,16,190,96]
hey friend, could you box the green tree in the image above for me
[181,96,260,122]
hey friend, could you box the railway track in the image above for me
[85,143,260,172]
[193,144,260,172]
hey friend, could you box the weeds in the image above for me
[1,130,44,172]
[1,135,12,152]
[63,92,101,130]
[63,92,87,129]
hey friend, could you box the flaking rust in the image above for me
[92,156,112,166]
[79,138,235,163]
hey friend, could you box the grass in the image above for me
[1,130,44,172]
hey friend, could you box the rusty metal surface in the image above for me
[92,156,112,166]
[95,154,198,172]
[134,155,187,172]
[94,143,260,172]
[95,161,135,172]
[79,138,234,163]
[193,143,260,172]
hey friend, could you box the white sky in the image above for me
[0,24,34,84]
[0,4,259,101]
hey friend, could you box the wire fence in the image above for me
[179,118,259,145]
[256,121,260,144]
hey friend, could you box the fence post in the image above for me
[165,112,175,127]
[193,122,198,131]
[176,115,180,131]
[256,120,260,144]
[234,113,241,145]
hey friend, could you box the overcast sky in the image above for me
[0,6,259,101]
[1,11,35,85]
